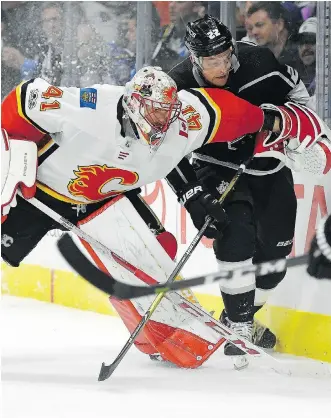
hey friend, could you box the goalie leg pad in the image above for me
[109,296,225,367]
[76,196,225,366]
[109,297,159,355]
[156,230,177,261]
[156,328,226,368]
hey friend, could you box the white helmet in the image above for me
[123,66,182,151]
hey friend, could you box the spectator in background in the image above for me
[1,1,45,93]
[295,17,316,94]
[2,3,66,86]
[153,1,171,27]
[281,1,303,31]
[76,4,137,86]
[152,1,206,72]
[1,12,22,100]
[84,5,161,86]
[37,2,66,85]
[76,22,114,86]
[238,1,258,43]
[106,12,136,85]
[297,1,316,21]
[1,1,44,78]
[105,11,137,85]
[246,2,299,66]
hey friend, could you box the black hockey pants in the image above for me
[195,162,297,320]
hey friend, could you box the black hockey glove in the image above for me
[307,216,331,279]
[178,182,229,239]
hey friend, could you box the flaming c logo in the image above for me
[67,165,139,202]
[163,86,177,103]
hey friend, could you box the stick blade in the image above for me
[98,362,116,381]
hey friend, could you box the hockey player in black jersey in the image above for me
[166,14,331,360]
[308,215,331,280]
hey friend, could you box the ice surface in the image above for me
[2,296,331,418]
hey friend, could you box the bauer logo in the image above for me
[80,88,97,109]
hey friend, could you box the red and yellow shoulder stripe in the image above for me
[2,80,47,141]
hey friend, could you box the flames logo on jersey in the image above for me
[67,165,139,202]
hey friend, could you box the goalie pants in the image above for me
[195,162,297,322]
[1,188,162,267]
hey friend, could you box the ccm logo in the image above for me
[276,239,293,247]
[180,186,202,205]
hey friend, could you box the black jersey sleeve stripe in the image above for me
[185,88,217,145]
[38,142,59,166]
[19,79,49,134]
[238,71,296,93]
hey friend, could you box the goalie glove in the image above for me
[1,129,38,221]
[178,182,229,239]
[254,103,331,175]
[307,216,331,280]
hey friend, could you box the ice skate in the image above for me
[220,311,253,370]
[220,310,276,349]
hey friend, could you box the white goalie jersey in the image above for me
[2,77,265,204]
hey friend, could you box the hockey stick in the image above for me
[72,158,252,380]
[57,234,317,378]
[23,184,323,378]
[57,233,309,299]
[58,234,301,377]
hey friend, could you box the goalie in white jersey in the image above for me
[2,66,329,368]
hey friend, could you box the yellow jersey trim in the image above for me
[38,139,55,157]
[36,182,86,205]
[198,89,222,144]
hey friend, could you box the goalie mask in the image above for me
[123,66,182,152]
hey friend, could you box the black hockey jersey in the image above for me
[168,42,311,174]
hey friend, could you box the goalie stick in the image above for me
[57,234,331,380]
[57,157,294,379]
[57,232,297,376]
[57,233,309,299]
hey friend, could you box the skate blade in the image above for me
[232,355,249,371]
[149,354,165,362]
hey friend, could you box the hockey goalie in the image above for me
[2,66,330,369]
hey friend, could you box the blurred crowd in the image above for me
[1,1,318,100]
